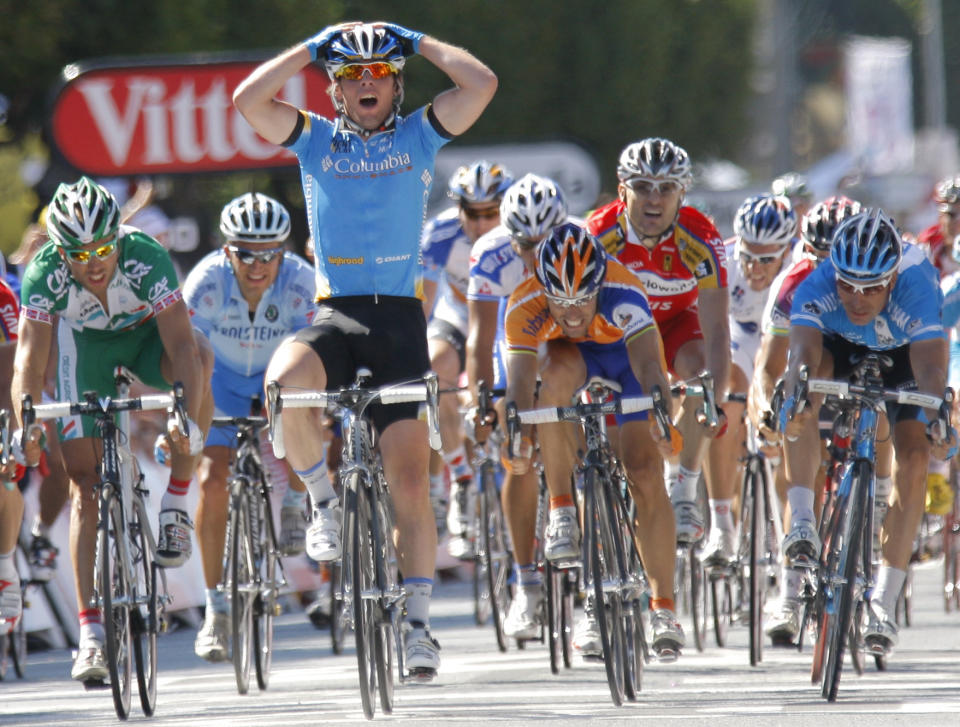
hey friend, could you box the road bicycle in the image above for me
[468,382,512,652]
[22,368,184,719]
[508,381,671,706]
[784,356,948,701]
[269,369,441,719]
[212,398,287,695]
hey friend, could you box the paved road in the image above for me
[3,558,960,726]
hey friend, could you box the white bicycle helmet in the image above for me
[500,173,567,241]
[47,176,121,249]
[219,193,291,243]
[616,138,693,188]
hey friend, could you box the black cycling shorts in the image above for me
[823,336,925,423]
[427,318,466,372]
[294,296,430,433]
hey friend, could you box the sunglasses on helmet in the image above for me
[228,246,284,265]
[334,62,400,81]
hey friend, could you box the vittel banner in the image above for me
[49,55,334,175]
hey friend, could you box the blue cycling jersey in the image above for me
[183,250,316,377]
[421,206,471,333]
[790,244,944,349]
[285,106,452,300]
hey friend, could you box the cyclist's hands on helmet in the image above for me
[305,21,360,62]
[372,22,424,55]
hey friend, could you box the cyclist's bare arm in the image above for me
[466,298,499,402]
[782,324,824,436]
[11,317,53,465]
[424,37,497,136]
[626,328,676,453]
[156,300,206,424]
[233,44,310,146]
[909,337,949,401]
[750,331,788,432]
[697,286,731,405]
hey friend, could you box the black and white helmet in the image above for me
[219,193,291,244]
[500,174,567,241]
[616,138,693,187]
[800,195,862,255]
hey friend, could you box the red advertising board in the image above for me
[49,55,335,176]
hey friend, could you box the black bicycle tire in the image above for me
[230,489,253,695]
[253,488,276,692]
[748,460,764,666]
[481,463,510,652]
[622,596,644,701]
[346,478,377,719]
[585,470,625,706]
[823,461,868,702]
[546,559,561,674]
[100,491,132,719]
[131,499,157,715]
[711,576,731,648]
[690,548,708,652]
[330,561,346,654]
[371,474,394,715]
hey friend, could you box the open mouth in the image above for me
[359,94,378,108]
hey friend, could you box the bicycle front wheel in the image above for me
[746,461,764,665]
[480,462,510,651]
[253,489,277,691]
[230,488,254,695]
[584,469,625,706]
[821,462,868,702]
[99,490,133,719]
[131,498,158,715]
[345,476,377,719]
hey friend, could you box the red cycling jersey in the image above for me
[0,279,18,342]
[586,200,727,324]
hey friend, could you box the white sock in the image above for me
[404,578,433,627]
[787,486,816,525]
[294,459,336,505]
[671,466,700,503]
[874,566,906,616]
[160,491,188,512]
[709,499,735,532]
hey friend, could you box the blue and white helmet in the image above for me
[733,194,796,247]
[500,174,567,241]
[830,209,902,283]
[324,24,406,78]
[448,161,514,205]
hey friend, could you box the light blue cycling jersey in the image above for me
[791,244,944,349]
[183,250,316,377]
[285,106,452,300]
[941,270,960,386]
[421,206,471,334]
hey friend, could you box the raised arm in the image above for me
[233,45,308,146]
[421,36,497,137]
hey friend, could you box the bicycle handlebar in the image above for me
[267,372,443,459]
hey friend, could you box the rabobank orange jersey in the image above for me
[505,256,655,354]
[0,278,19,342]
[587,200,727,323]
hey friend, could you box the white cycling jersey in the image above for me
[183,249,316,377]
[725,239,792,382]
[421,207,471,336]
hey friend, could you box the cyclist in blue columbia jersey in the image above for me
[234,21,496,681]
[11,176,214,682]
[183,193,316,662]
[421,161,513,557]
[780,209,954,658]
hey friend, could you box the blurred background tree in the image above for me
[0,0,956,256]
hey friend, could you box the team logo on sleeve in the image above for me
[802,301,821,315]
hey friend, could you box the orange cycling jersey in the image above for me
[586,200,727,323]
[505,256,655,353]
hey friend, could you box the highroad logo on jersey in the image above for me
[49,54,335,176]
